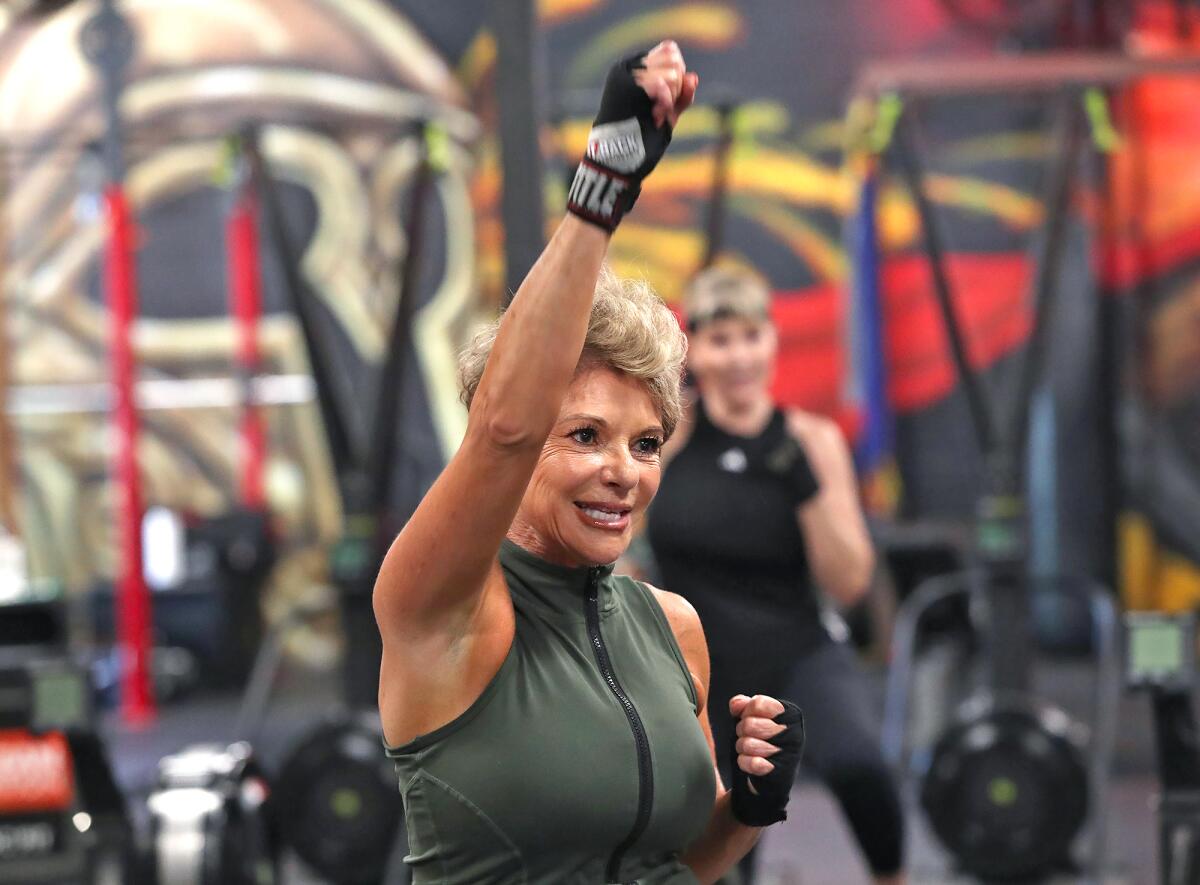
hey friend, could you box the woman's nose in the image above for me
[601,445,639,490]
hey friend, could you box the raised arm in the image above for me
[374,44,698,641]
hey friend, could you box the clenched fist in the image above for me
[566,40,698,231]
[728,693,805,827]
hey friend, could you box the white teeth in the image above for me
[581,507,623,524]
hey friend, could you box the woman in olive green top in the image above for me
[374,42,803,883]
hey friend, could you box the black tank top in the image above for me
[647,402,828,666]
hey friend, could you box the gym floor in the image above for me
[103,661,1159,885]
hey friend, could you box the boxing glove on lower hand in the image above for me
[729,700,805,827]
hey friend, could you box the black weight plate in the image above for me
[921,705,1088,880]
[273,721,402,884]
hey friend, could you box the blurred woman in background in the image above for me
[647,267,906,885]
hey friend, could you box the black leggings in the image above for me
[709,640,905,880]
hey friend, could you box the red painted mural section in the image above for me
[770,253,1032,417]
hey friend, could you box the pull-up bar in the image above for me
[853,50,1200,98]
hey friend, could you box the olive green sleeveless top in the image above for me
[384,539,716,884]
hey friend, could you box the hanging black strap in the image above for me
[242,130,359,476]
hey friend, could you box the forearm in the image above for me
[803,489,875,606]
[681,791,762,884]
[470,215,608,447]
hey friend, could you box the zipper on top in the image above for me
[585,567,653,884]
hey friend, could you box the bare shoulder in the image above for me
[645,584,708,672]
[647,583,700,630]
[784,408,850,458]
[784,407,838,441]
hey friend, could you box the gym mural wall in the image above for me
[0,0,480,664]
[1,0,1197,664]
[389,0,1200,614]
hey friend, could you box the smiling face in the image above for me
[509,363,665,567]
[687,316,777,410]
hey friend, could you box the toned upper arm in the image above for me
[648,585,724,792]
[373,217,609,644]
[373,429,538,640]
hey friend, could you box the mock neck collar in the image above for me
[499,539,617,620]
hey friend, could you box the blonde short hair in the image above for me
[458,266,688,438]
[682,266,771,331]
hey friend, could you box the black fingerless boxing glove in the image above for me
[730,700,805,827]
[566,50,674,232]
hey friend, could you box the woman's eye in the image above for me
[635,437,662,455]
[570,428,597,444]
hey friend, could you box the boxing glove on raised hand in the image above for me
[566,50,675,232]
